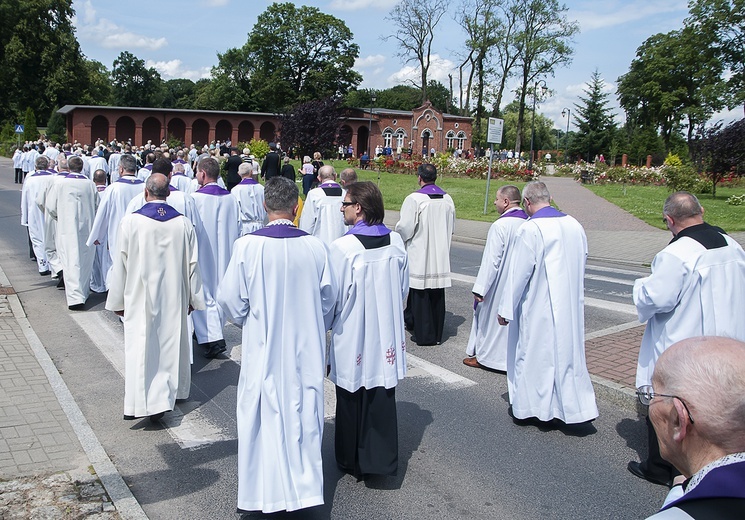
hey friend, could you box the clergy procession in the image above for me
[13,138,745,518]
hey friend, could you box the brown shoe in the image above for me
[463,356,484,369]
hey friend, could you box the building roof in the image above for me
[57,105,278,117]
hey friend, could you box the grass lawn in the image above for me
[584,183,745,231]
[292,159,526,222]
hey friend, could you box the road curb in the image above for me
[0,264,148,520]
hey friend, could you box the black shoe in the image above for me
[627,461,672,487]
[68,303,85,311]
[56,271,65,288]
[39,270,51,276]
[123,415,135,420]
[204,341,227,359]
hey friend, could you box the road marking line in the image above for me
[584,297,638,316]
[586,320,643,340]
[406,354,477,389]
[71,311,234,450]
[585,273,634,286]
[587,264,648,276]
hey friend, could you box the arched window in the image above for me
[382,127,393,148]
[457,131,467,150]
[395,129,407,149]
[446,130,456,149]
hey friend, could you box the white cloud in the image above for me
[204,0,229,5]
[145,59,212,81]
[328,0,397,11]
[73,0,168,51]
[572,0,688,31]
[386,54,457,87]
[355,54,386,68]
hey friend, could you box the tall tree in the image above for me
[278,97,342,158]
[23,107,38,142]
[617,28,724,154]
[513,0,578,153]
[0,0,88,124]
[572,71,616,163]
[78,59,113,106]
[241,3,361,112]
[111,51,164,107]
[46,107,66,144]
[162,79,197,109]
[695,118,745,196]
[486,0,521,118]
[686,0,745,112]
[385,0,448,104]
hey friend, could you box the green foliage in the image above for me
[241,2,362,112]
[78,59,113,106]
[46,107,66,143]
[246,139,270,160]
[111,51,164,107]
[571,70,616,161]
[0,121,19,157]
[23,108,39,142]
[663,154,707,193]
[279,97,342,158]
[163,79,197,109]
[727,194,745,206]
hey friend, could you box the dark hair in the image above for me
[197,157,220,180]
[68,156,84,173]
[345,181,385,225]
[417,163,437,183]
[152,157,173,175]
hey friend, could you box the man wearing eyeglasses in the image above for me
[629,191,745,487]
[639,336,745,518]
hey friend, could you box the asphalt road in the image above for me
[0,167,666,519]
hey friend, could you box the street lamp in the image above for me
[561,108,570,164]
[528,80,548,171]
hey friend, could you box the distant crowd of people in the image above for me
[12,135,745,517]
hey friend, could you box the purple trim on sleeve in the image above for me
[116,177,144,185]
[197,184,231,196]
[134,202,182,221]
[345,221,391,236]
[239,178,259,185]
[252,225,309,238]
[529,206,566,219]
[500,208,529,220]
[417,184,447,195]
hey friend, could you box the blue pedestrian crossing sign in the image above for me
[15,124,24,134]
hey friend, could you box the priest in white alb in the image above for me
[230,162,266,235]
[464,185,527,371]
[45,156,98,310]
[299,165,348,244]
[497,181,598,425]
[87,154,144,290]
[329,181,408,478]
[191,157,241,358]
[106,174,205,422]
[21,155,55,276]
[217,176,336,515]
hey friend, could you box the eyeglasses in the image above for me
[636,385,695,424]
[341,201,357,207]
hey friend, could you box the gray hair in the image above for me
[654,336,745,453]
[663,192,703,220]
[340,168,357,185]
[238,162,253,176]
[120,154,136,173]
[317,164,336,181]
[264,177,298,213]
[522,181,550,204]
[57,156,69,172]
[35,155,49,171]
[146,173,170,199]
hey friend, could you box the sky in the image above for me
[70,0,740,131]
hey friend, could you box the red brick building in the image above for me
[58,102,473,155]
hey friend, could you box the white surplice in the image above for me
[497,208,598,424]
[465,208,528,370]
[21,170,55,273]
[106,203,205,418]
[298,182,348,244]
[36,172,69,275]
[169,173,194,193]
[394,188,455,289]
[86,176,145,289]
[634,225,745,388]
[45,174,99,306]
[191,184,241,344]
[231,180,267,235]
[328,228,409,392]
[217,226,336,514]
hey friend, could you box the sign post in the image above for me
[15,124,24,150]
[484,118,504,214]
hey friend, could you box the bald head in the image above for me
[339,168,357,186]
[145,173,170,201]
[317,164,336,181]
[654,336,745,456]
